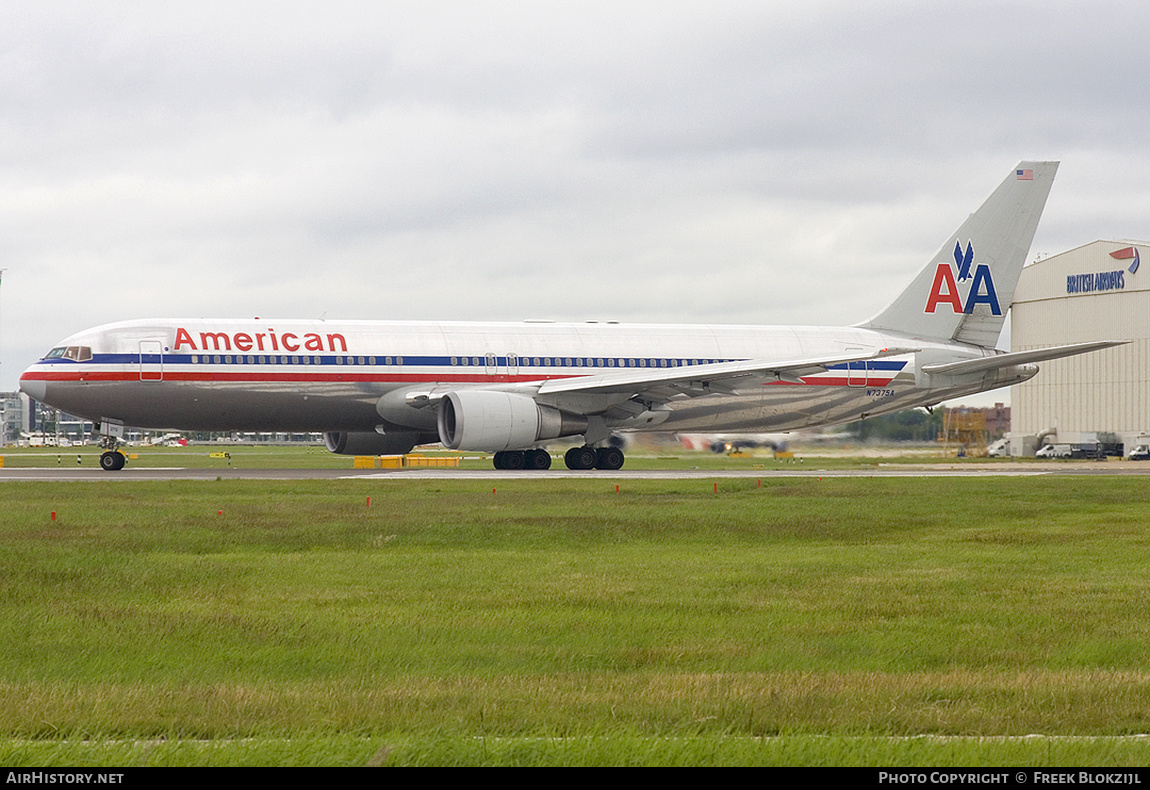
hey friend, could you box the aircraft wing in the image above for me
[530,346,919,401]
[920,340,1126,377]
[397,346,917,423]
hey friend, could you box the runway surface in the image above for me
[3,463,1150,482]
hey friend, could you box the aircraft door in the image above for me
[847,361,867,388]
[842,347,867,388]
[139,340,164,381]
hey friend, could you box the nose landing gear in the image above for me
[94,418,127,472]
[99,450,126,471]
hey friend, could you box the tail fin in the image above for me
[861,161,1058,347]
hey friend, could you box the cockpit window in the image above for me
[44,346,92,362]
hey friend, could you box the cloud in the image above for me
[4,1,1150,395]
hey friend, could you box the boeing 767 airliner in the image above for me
[19,161,1119,470]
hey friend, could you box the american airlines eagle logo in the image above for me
[924,240,1001,316]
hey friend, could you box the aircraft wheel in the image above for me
[525,449,551,470]
[564,446,597,470]
[99,451,125,471]
[596,447,625,470]
[493,451,525,470]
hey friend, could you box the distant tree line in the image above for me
[845,408,942,442]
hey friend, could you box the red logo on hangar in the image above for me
[1110,246,1140,274]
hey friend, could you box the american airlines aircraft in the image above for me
[19,161,1118,471]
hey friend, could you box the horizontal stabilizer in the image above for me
[920,341,1126,376]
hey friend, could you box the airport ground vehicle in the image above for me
[1037,443,1073,459]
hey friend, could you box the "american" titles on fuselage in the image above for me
[173,327,348,354]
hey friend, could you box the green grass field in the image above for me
[0,442,1030,470]
[0,444,357,470]
[2,473,1150,765]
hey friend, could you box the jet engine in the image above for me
[323,430,427,456]
[436,390,587,452]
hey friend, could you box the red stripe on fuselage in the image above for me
[22,369,897,387]
[22,369,578,384]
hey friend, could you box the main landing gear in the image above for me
[492,448,552,470]
[563,445,624,471]
[489,446,625,471]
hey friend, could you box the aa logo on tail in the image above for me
[924,241,1001,315]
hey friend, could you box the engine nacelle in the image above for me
[437,390,586,452]
[323,430,425,456]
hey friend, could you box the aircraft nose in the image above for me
[19,374,46,402]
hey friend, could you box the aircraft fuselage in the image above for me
[18,317,1026,436]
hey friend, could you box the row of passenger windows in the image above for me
[449,357,725,368]
[189,355,391,365]
[184,354,728,367]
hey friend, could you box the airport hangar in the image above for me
[1009,240,1150,456]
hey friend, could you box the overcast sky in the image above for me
[3,1,1150,402]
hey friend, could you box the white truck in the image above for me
[1036,443,1073,458]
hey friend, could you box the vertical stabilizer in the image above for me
[861,161,1058,347]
